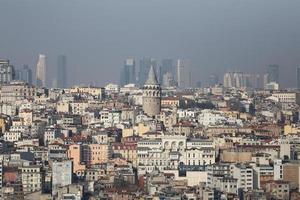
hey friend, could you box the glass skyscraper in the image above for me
[57,55,67,88]
[120,58,135,86]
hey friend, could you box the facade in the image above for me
[67,144,86,175]
[36,54,46,87]
[57,55,67,88]
[272,92,300,105]
[20,165,43,194]
[231,164,254,192]
[0,81,35,103]
[70,86,105,99]
[264,180,289,200]
[52,160,72,196]
[78,144,111,166]
[3,131,22,142]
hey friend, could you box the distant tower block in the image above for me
[142,66,161,117]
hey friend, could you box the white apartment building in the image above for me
[52,160,72,196]
[100,109,121,127]
[272,92,300,104]
[3,131,22,142]
[137,135,216,176]
[20,165,43,194]
[231,164,254,192]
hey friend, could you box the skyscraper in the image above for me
[209,74,219,86]
[138,57,157,86]
[160,59,174,84]
[266,64,279,83]
[57,55,67,88]
[36,54,46,87]
[297,67,300,89]
[16,65,32,84]
[0,59,15,85]
[177,59,191,88]
[120,58,135,86]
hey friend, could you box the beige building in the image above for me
[70,101,89,115]
[19,109,33,126]
[70,86,105,99]
[88,144,111,165]
[0,81,35,103]
[272,92,300,105]
[57,101,71,113]
[284,124,300,135]
[282,163,300,190]
[67,144,86,176]
[264,180,289,200]
[220,150,252,163]
[112,143,137,166]
[20,165,43,194]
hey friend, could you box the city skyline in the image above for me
[1,0,300,87]
[2,1,300,199]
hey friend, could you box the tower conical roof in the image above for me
[145,66,159,85]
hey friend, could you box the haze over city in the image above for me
[1,0,300,87]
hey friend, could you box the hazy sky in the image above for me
[1,0,300,87]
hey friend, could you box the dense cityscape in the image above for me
[0,55,299,200]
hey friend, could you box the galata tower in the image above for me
[142,66,161,117]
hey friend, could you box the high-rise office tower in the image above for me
[160,59,174,84]
[266,64,279,83]
[120,58,135,86]
[209,74,219,86]
[36,54,46,87]
[223,72,234,88]
[177,59,184,88]
[223,72,261,89]
[16,65,32,84]
[162,72,176,87]
[297,67,300,89]
[0,59,15,85]
[138,57,157,86]
[177,59,191,88]
[57,55,67,88]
